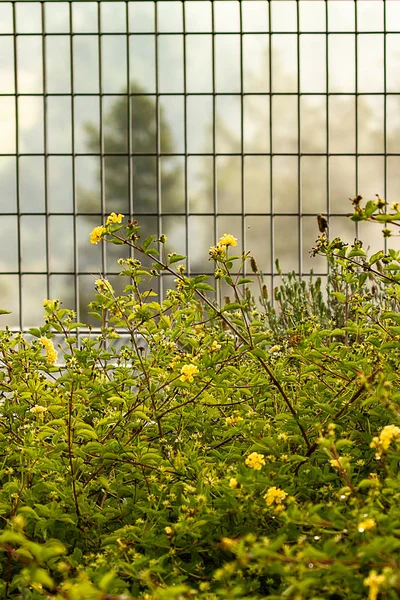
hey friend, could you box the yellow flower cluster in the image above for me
[218,233,237,247]
[358,518,376,533]
[264,486,287,506]
[180,363,199,383]
[90,225,107,245]
[245,452,266,470]
[30,405,47,414]
[228,478,238,489]
[106,212,124,225]
[40,337,58,365]
[370,424,400,458]
[95,278,114,294]
[209,233,238,259]
[209,245,226,259]
[364,571,385,600]
[330,459,341,468]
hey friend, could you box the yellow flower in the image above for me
[268,345,281,354]
[220,537,237,551]
[358,518,376,533]
[218,233,237,247]
[379,424,400,449]
[30,405,47,414]
[274,504,286,514]
[370,424,400,458]
[169,356,179,370]
[209,245,225,259]
[226,416,244,426]
[95,278,114,294]
[43,298,57,310]
[106,212,124,225]
[211,340,221,352]
[90,225,107,244]
[330,459,340,468]
[245,452,266,471]
[111,306,123,319]
[228,478,238,489]
[165,526,173,535]
[264,486,287,506]
[40,337,58,365]
[180,363,199,383]
[364,571,385,600]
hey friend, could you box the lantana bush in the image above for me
[0,200,400,599]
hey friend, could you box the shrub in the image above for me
[0,202,399,599]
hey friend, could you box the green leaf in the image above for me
[222,302,242,311]
[169,254,186,265]
[194,274,209,284]
[67,323,86,330]
[151,262,164,270]
[330,292,346,302]
[28,328,43,338]
[87,311,102,321]
[145,247,159,256]
[369,250,384,265]
[347,248,366,258]
[382,311,400,324]
[250,348,266,360]
[375,213,397,222]
[237,278,253,285]
[99,570,116,591]
[75,428,98,440]
[0,309,11,315]
[330,328,345,336]
[194,283,215,292]
[29,567,54,588]
[365,200,378,217]
[132,410,151,421]
[142,235,155,250]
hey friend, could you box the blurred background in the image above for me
[1,0,400,328]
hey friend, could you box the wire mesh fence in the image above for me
[0,0,400,329]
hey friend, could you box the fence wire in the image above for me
[0,0,399,329]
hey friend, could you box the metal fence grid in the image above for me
[0,0,400,329]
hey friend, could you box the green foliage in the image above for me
[0,210,400,599]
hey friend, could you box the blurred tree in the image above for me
[80,82,182,215]
[77,83,183,322]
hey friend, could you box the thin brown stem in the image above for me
[257,356,311,450]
